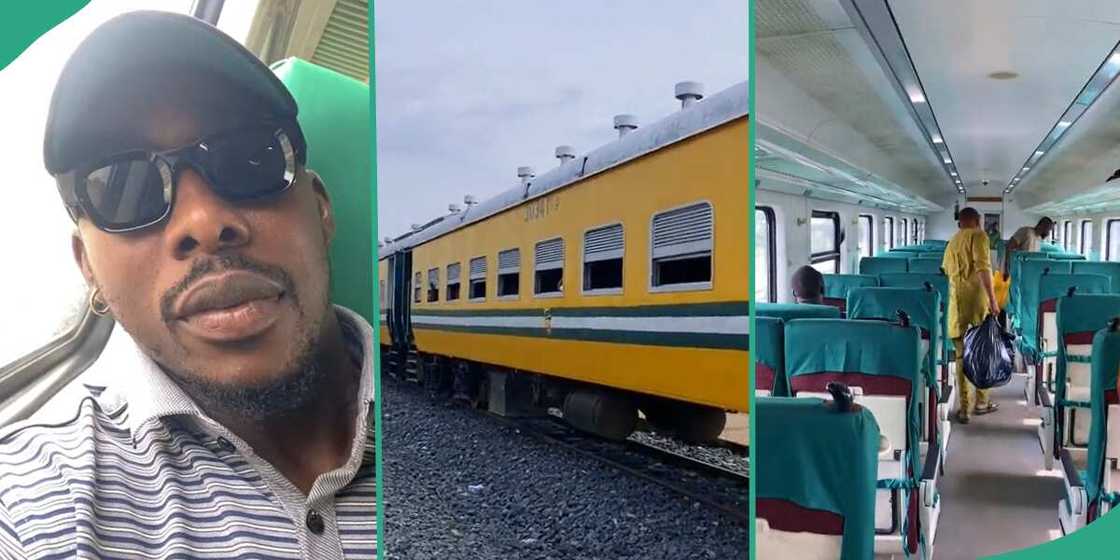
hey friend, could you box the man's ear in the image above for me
[306,169,335,245]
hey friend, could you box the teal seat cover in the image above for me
[785,319,923,493]
[1073,262,1120,295]
[877,273,950,362]
[1055,296,1120,416]
[923,240,948,247]
[1086,327,1120,512]
[907,259,943,274]
[756,316,787,396]
[1010,253,1057,325]
[756,397,879,560]
[756,303,842,322]
[1016,260,1072,359]
[848,287,941,390]
[823,274,879,300]
[860,257,908,275]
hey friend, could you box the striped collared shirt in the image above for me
[0,306,376,559]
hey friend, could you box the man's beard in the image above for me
[162,324,326,422]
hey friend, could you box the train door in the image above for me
[388,250,414,349]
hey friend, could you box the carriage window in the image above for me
[584,224,624,292]
[1063,220,1073,251]
[859,214,874,258]
[1082,220,1095,258]
[911,219,918,244]
[900,218,909,246]
[446,263,461,301]
[884,217,895,249]
[498,249,520,297]
[413,271,421,303]
[811,210,840,274]
[756,206,776,303]
[427,268,439,302]
[651,202,713,289]
[469,257,487,300]
[535,238,564,295]
[1108,220,1120,262]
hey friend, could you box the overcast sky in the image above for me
[373,0,748,240]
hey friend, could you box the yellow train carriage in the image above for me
[381,81,748,441]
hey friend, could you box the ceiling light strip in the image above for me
[840,0,964,194]
[1005,39,1120,194]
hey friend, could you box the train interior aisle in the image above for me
[755,1,1120,558]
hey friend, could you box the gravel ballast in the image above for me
[382,380,750,559]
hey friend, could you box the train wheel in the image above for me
[419,357,452,401]
[642,401,726,444]
[563,390,638,441]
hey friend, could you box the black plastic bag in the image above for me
[963,314,1016,389]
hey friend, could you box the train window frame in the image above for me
[884,216,895,249]
[858,214,874,259]
[1081,220,1094,257]
[649,200,714,293]
[534,237,565,298]
[1108,219,1120,261]
[413,271,422,303]
[756,206,777,303]
[911,219,918,245]
[1063,220,1073,251]
[497,248,521,299]
[446,262,462,301]
[810,210,841,274]
[582,222,625,296]
[426,267,439,303]
[468,255,488,302]
[901,218,909,246]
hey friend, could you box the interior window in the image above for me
[584,224,624,292]
[1108,220,1120,262]
[884,217,895,249]
[811,210,840,273]
[859,214,874,258]
[651,202,713,288]
[1081,220,1095,258]
[756,207,776,303]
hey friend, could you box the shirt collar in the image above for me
[115,305,375,438]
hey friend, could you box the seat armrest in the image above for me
[922,440,941,482]
[1060,448,1082,487]
[938,382,952,405]
[1038,384,1053,408]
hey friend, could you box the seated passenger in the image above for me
[0,13,374,557]
[791,265,825,304]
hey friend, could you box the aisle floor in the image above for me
[888,375,1066,559]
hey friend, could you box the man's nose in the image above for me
[162,168,252,259]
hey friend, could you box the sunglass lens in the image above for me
[83,158,171,231]
[209,127,296,200]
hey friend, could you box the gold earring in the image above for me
[89,288,111,316]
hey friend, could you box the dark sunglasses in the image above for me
[56,123,302,233]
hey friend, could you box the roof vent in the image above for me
[464,194,478,206]
[517,166,535,185]
[448,204,462,214]
[555,145,576,163]
[674,81,704,109]
[613,114,638,138]
[383,236,392,244]
[410,223,422,231]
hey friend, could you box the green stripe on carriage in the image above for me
[408,301,750,318]
[411,323,750,351]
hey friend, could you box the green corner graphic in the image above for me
[987,509,1119,558]
[0,2,91,73]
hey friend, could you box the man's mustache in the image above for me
[160,254,297,322]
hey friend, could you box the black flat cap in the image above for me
[44,10,300,175]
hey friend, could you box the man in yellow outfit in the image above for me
[942,207,1002,424]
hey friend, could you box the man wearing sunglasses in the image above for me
[0,12,374,559]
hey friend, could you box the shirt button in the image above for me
[306,510,325,535]
[215,437,236,453]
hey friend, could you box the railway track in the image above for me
[491,414,750,525]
